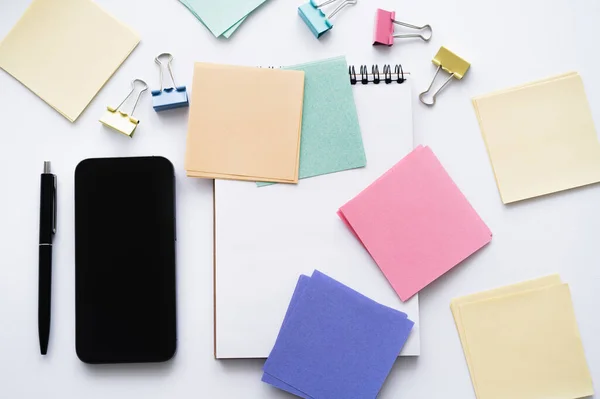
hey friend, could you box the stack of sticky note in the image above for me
[258,56,366,186]
[179,0,267,38]
[185,63,305,183]
[473,72,600,204]
[338,145,492,301]
[452,275,594,399]
[0,0,139,122]
[263,270,414,398]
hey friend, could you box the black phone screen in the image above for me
[75,157,176,364]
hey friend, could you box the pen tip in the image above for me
[40,340,48,355]
[43,161,51,174]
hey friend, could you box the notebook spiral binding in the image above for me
[259,63,407,85]
[349,64,406,85]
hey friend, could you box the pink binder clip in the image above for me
[373,9,432,46]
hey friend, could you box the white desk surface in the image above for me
[0,0,598,398]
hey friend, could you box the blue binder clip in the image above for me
[151,53,189,112]
[298,0,357,38]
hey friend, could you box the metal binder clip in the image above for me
[373,9,432,46]
[99,79,148,137]
[419,47,470,106]
[152,53,189,112]
[298,0,357,39]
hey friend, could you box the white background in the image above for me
[0,0,599,398]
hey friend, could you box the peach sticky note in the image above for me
[452,277,594,399]
[185,63,305,183]
[473,72,600,203]
[0,0,139,122]
[338,146,492,301]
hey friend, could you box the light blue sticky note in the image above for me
[222,19,245,38]
[180,0,268,37]
[179,0,245,38]
[258,56,366,186]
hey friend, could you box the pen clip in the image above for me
[52,175,57,235]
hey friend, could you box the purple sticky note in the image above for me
[262,373,311,398]
[262,270,414,399]
[275,275,311,337]
[262,276,313,398]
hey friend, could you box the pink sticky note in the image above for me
[338,146,492,301]
[373,9,395,46]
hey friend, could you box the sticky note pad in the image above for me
[261,275,313,398]
[263,270,414,399]
[473,72,600,204]
[451,274,563,394]
[452,278,594,399]
[338,146,492,301]
[259,56,366,186]
[0,0,139,122]
[185,63,305,183]
[178,0,244,38]
[179,0,267,37]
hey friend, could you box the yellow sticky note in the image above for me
[185,63,305,183]
[473,72,600,204]
[0,0,139,122]
[452,279,594,399]
[451,275,562,396]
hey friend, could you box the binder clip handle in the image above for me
[313,0,357,19]
[115,79,148,117]
[393,20,432,41]
[328,0,357,19]
[155,53,179,91]
[419,47,470,106]
[419,65,454,106]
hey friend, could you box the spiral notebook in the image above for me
[214,62,416,359]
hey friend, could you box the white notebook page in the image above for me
[214,79,418,358]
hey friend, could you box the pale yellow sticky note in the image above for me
[454,282,593,399]
[474,72,577,100]
[451,275,562,397]
[0,0,139,122]
[185,63,304,183]
[473,72,600,204]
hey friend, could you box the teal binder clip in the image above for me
[151,53,189,112]
[298,0,357,38]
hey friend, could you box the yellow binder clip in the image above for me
[419,47,470,106]
[100,79,148,137]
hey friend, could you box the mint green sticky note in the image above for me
[221,18,245,38]
[258,56,366,186]
[181,0,267,37]
[179,0,245,38]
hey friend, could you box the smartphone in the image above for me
[75,156,176,364]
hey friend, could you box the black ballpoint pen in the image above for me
[39,161,56,355]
